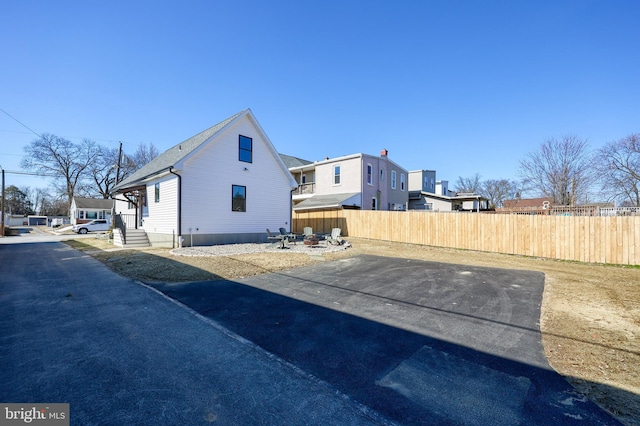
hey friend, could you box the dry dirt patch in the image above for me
[65,237,640,425]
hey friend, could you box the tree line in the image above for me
[454,133,640,209]
[7,132,640,216]
[8,134,158,216]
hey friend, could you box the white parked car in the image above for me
[72,219,110,234]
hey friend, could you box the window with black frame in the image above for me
[239,135,252,163]
[232,185,246,212]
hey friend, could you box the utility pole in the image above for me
[115,142,123,185]
[1,167,5,237]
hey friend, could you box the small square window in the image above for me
[232,185,246,212]
[239,135,252,163]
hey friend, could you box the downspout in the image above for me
[290,189,294,233]
[169,167,182,248]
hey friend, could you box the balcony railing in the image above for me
[293,182,315,196]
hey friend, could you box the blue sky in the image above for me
[1,1,638,193]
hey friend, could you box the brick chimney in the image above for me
[380,149,388,157]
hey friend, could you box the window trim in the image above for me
[333,165,341,185]
[401,173,406,191]
[232,185,247,212]
[391,170,397,189]
[154,183,160,203]
[239,135,253,163]
[366,163,373,185]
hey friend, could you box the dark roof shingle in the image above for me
[114,110,247,191]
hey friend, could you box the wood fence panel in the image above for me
[633,216,639,265]
[623,217,632,265]
[292,210,640,265]
[615,217,623,265]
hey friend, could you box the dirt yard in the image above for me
[66,236,640,426]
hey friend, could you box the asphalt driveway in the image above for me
[0,242,388,425]
[0,234,620,425]
[149,254,620,425]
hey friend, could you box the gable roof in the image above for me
[279,153,313,168]
[503,197,552,209]
[113,109,296,192]
[113,110,247,191]
[72,197,114,209]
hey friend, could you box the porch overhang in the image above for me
[293,192,361,212]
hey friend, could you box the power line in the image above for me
[0,128,121,144]
[0,107,41,138]
[2,170,56,177]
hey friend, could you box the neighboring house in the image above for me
[70,197,114,225]
[502,197,553,210]
[499,198,619,215]
[408,170,488,212]
[285,149,409,212]
[111,109,298,247]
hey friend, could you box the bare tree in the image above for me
[30,187,49,215]
[39,195,68,216]
[132,142,159,171]
[518,135,594,205]
[90,145,136,198]
[481,179,520,209]
[455,173,482,194]
[595,133,640,206]
[20,134,100,214]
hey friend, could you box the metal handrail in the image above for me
[114,214,127,244]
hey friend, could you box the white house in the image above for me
[70,197,114,225]
[112,109,298,247]
[408,170,488,212]
[285,149,409,211]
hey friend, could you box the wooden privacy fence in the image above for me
[293,210,640,266]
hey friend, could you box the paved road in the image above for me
[0,240,388,425]
[0,232,621,425]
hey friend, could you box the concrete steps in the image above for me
[113,228,150,248]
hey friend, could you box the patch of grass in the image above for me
[64,238,114,252]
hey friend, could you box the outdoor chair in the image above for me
[266,228,289,248]
[303,227,314,240]
[279,227,296,244]
[326,228,343,245]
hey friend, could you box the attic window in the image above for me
[239,135,252,163]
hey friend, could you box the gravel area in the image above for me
[171,240,351,257]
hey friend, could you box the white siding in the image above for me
[114,198,131,215]
[179,116,292,234]
[142,176,178,234]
